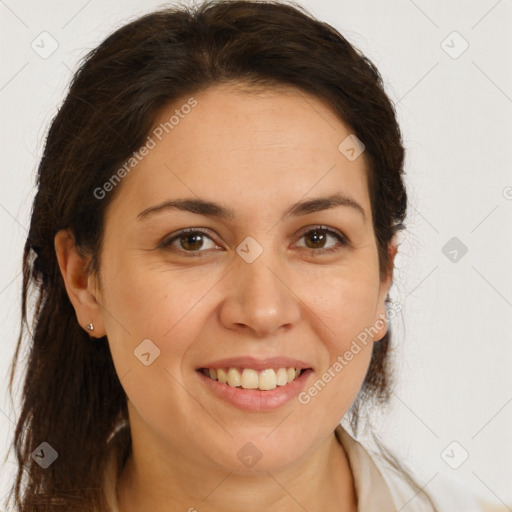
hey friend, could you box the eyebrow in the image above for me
[136,192,367,223]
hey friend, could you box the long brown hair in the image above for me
[6,1,435,510]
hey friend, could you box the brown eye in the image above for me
[159,229,219,256]
[304,229,328,249]
[296,226,347,254]
[179,232,206,251]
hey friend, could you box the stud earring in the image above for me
[86,323,94,332]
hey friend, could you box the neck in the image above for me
[116,428,357,512]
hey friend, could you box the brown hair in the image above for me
[6,1,435,510]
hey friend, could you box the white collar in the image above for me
[334,424,397,510]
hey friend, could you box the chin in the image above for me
[200,433,310,474]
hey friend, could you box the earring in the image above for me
[86,323,94,332]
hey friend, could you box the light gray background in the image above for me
[1,0,511,509]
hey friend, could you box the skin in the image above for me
[55,83,397,512]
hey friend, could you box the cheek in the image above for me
[297,262,379,403]
[297,270,377,419]
[99,253,210,384]
[102,249,209,337]
[100,258,209,433]
[303,262,380,345]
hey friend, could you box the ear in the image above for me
[54,229,106,338]
[372,238,398,342]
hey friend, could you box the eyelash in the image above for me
[158,226,348,257]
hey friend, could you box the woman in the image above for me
[6,1,502,511]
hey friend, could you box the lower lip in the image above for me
[197,369,313,412]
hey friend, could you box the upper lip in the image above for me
[197,356,312,371]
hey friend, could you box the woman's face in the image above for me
[92,84,394,472]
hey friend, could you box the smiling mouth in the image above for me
[199,367,306,391]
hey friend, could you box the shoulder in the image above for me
[335,424,507,512]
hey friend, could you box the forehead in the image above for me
[106,84,371,222]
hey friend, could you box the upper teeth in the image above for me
[202,367,302,390]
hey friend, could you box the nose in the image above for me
[218,248,301,338]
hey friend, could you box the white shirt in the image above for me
[334,425,505,511]
[102,423,505,511]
